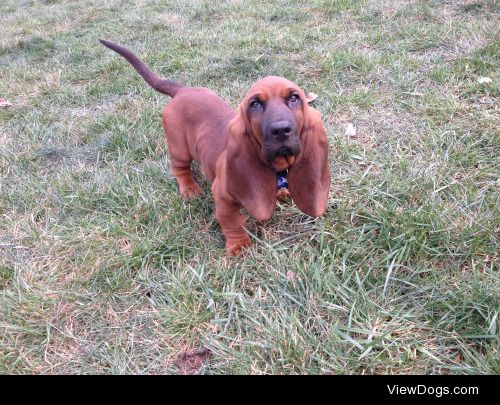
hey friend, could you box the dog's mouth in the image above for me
[272,146,296,171]
[276,146,293,157]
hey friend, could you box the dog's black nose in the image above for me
[269,120,293,139]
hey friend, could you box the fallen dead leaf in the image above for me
[0,99,13,108]
[174,348,212,375]
[478,77,492,84]
[345,122,357,138]
[306,92,318,103]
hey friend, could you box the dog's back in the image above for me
[162,87,236,182]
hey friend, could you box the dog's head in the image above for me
[227,76,330,218]
[236,76,306,171]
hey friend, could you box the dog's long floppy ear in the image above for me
[223,108,277,221]
[288,106,330,217]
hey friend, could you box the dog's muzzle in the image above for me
[275,146,294,157]
[267,143,300,171]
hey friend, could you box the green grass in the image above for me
[1,0,498,374]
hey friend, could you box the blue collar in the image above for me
[277,170,288,190]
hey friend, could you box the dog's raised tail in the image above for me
[99,39,182,97]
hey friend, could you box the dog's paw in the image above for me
[180,183,203,199]
[226,235,252,256]
[276,188,291,203]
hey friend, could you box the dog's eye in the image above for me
[249,100,262,111]
[289,94,300,104]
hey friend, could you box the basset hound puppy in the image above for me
[100,40,330,255]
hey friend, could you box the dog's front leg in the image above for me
[212,180,252,256]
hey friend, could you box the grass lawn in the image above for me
[0,0,498,374]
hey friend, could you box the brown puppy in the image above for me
[100,40,330,255]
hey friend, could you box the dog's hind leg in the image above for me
[171,160,203,199]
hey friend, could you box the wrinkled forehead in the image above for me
[245,76,304,101]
